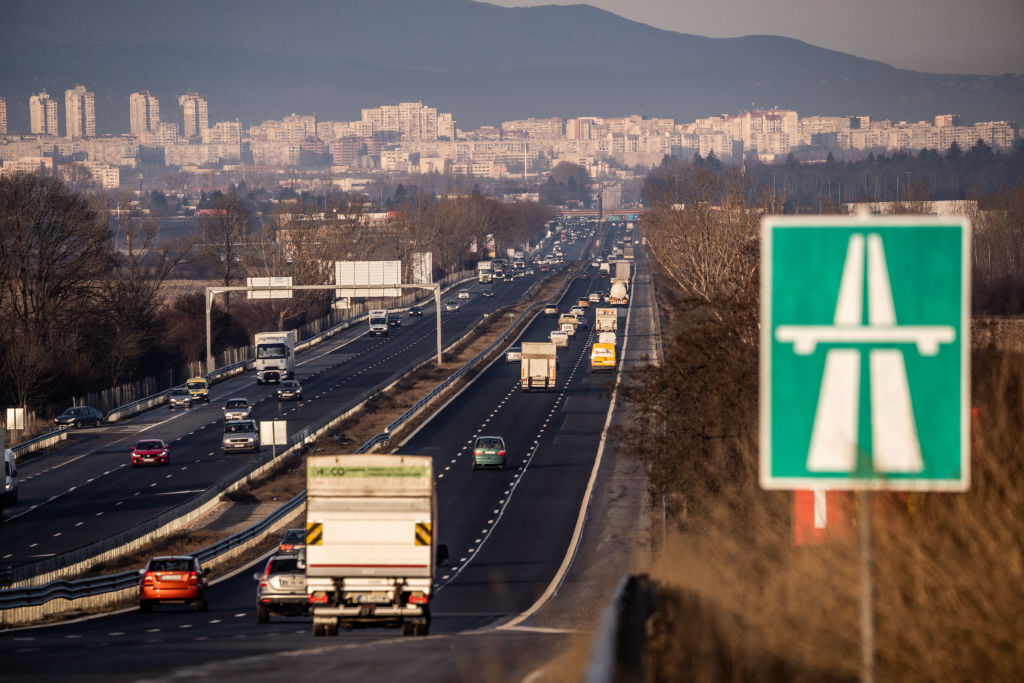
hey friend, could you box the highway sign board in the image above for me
[760,214,970,491]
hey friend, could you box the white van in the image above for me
[2,448,18,514]
[598,331,617,346]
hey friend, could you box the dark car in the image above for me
[276,379,303,401]
[482,289,494,297]
[139,555,208,612]
[131,439,169,467]
[54,406,103,429]
[388,313,403,327]
[408,305,423,317]
[254,554,308,623]
[278,528,306,553]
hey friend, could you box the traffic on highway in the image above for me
[1,219,646,681]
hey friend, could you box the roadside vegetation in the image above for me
[623,158,1024,680]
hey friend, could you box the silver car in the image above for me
[168,387,193,409]
[505,346,522,363]
[254,554,308,623]
[223,398,252,421]
[222,419,260,453]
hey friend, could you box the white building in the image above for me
[65,85,96,138]
[129,91,160,136]
[29,92,59,136]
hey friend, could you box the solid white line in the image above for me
[498,271,636,631]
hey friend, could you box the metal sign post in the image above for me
[760,211,971,683]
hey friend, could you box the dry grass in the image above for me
[639,347,1024,681]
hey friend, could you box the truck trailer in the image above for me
[254,331,296,384]
[521,341,557,391]
[305,454,445,637]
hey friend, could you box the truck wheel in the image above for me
[325,620,338,636]
[414,622,430,636]
[257,607,270,624]
[313,623,325,636]
[401,622,415,637]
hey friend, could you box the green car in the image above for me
[472,436,507,470]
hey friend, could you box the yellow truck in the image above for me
[590,342,616,372]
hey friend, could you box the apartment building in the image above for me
[129,91,160,136]
[65,85,96,138]
[179,92,209,139]
[29,92,59,135]
[0,97,6,136]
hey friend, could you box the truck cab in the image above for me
[369,310,390,337]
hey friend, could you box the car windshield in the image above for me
[150,559,191,572]
[281,381,298,389]
[226,400,247,409]
[268,557,301,573]
[226,422,254,433]
[172,388,188,395]
[136,441,163,450]
[187,381,205,390]
[282,529,304,542]
[476,438,503,449]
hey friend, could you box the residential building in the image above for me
[129,91,160,136]
[65,85,96,138]
[29,92,59,135]
[179,92,209,139]
[0,97,6,136]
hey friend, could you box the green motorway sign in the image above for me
[760,214,970,491]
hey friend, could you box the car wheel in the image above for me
[139,600,152,613]
[74,421,81,429]
[257,607,270,624]
[10,491,17,504]
[471,462,478,470]
[195,596,208,612]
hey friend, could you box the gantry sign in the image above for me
[760,213,971,491]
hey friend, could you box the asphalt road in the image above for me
[0,254,573,571]
[1,222,643,682]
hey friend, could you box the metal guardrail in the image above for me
[584,574,653,683]
[10,428,68,459]
[0,260,578,619]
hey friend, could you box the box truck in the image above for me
[254,331,296,384]
[595,308,617,332]
[521,341,557,391]
[305,454,445,637]
[368,309,390,337]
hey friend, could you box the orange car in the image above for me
[139,555,208,612]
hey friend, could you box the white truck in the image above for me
[477,261,493,283]
[615,260,632,280]
[2,443,18,515]
[304,454,445,637]
[369,309,390,337]
[595,307,617,333]
[609,282,629,306]
[254,331,296,384]
[521,341,557,392]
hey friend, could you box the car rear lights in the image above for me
[497,451,506,457]
[188,571,199,585]
[473,450,482,456]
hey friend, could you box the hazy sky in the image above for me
[490,0,1023,75]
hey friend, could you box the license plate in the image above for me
[357,592,389,603]
[164,574,183,581]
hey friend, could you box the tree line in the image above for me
[0,172,548,418]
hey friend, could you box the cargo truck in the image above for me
[615,260,632,280]
[590,342,616,372]
[595,308,617,332]
[304,454,446,637]
[521,341,557,391]
[368,309,390,337]
[477,261,493,283]
[255,331,296,384]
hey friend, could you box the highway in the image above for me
[0,255,572,571]
[1,223,653,681]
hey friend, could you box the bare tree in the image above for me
[200,192,253,315]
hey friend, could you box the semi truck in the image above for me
[368,309,390,337]
[477,261,493,283]
[609,282,629,306]
[521,341,557,391]
[595,307,617,333]
[304,454,445,637]
[254,331,296,384]
[615,260,632,280]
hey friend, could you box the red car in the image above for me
[131,439,169,467]
[139,555,208,612]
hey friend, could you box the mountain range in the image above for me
[1,0,1021,134]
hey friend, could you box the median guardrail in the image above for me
[0,257,584,621]
[1,272,506,589]
[10,428,68,459]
